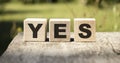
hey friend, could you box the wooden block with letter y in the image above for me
[49,18,70,42]
[74,18,96,42]
[24,18,47,42]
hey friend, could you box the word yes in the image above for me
[24,18,96,42]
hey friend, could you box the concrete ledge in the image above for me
[0,32,120,63]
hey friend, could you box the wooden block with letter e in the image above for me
[49,18,70,42]
[74,18,96,42]
[24,18,47,42]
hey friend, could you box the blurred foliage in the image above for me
[86,0,120,4]
[104,0,120,4]
[1,0,74,13]
[86,0,120,8]
[1,0,120,4]
[0,0,11,4]
[0,0,11,14]
[86,0,103,8]
[0,5,4,14]
[0,0,120,56]
[19,0,74,4]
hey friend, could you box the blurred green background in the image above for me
[0,0,120,56]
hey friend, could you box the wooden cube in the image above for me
[24,18,47,42]
[74,18,96,42]
[49,18,70,42]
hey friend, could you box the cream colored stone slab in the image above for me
[49,18,70,42]
[74,18,96,42]
[24,18,47,42]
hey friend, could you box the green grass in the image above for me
[0,2,120,32]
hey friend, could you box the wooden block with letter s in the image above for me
[74,18,96,42]
[49,18,70,42]
[24,18,47,42]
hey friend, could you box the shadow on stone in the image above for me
[45,38,74,42]
[70,38,74,42]
[45,38,49,42]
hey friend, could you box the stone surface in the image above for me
[1,32,120,63]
